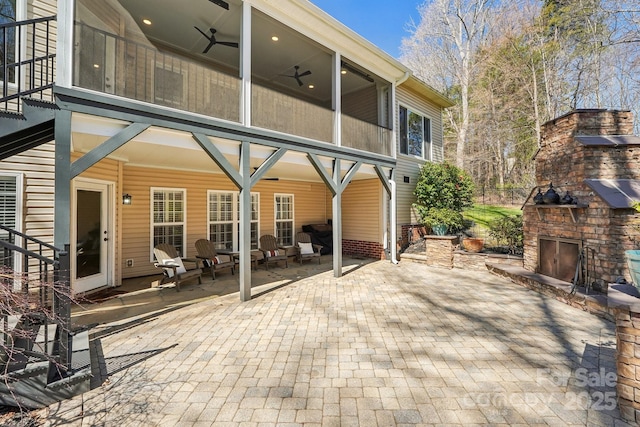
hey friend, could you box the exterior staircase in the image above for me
[0,98,57,161]
[0,227,92,409]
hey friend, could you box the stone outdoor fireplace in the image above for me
[523,109,640,289]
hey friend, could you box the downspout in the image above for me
[388,70,409,265]
[390,179,398,264]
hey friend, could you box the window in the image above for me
[274,194,294,246]
[151,188,185,259]
[0,0,17,84]
[399,106,432,160]
[208,191,259,251]
[0,173,21,270]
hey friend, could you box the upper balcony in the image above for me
[71,0,394,157]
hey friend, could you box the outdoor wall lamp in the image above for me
[122,193,132,205]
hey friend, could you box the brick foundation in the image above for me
[342,239,385,260]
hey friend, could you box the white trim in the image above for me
[274,193,294,246]
[56,0,74,87]
[71,178,115,294]
[0,170,23,274]
[398,103,434,161]
[150,187,187,261]
[207,190,260,251]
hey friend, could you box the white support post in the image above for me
[239,141,252,301]
[240,2,252,127]
[332,159,342,277]
[333,53,341,146]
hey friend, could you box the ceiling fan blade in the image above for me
[295,77,304,86]
[203,39,216,54]
[217,41,239,48]
[209,0,229,10]
[194,26,209,38]
[298,70,312,77]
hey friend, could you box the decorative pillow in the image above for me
[298,242,314,255]
[266,249,280,257]
[162,257,186,278]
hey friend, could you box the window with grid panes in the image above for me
[274,194,293,246]
[0,0,18,84]
[151,188,185,258]
[208,191,259,251]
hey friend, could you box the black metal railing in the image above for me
[0,225,71,371]
[0,16,56,113]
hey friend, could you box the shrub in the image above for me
[413,162,474,233]
[488,215,523,254]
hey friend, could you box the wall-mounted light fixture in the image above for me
[122,193,132,205]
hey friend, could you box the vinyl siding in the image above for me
[0,142,55,241]
[328,179,382,243]
[394,85,446,232]
[120,165,329,278]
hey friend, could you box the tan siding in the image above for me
[393,85,447,236]
[0,142,55,245]
[396,86,445,163]
[121,166,329,278]
[341,179,382,242]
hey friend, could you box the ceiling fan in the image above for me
[281,65,312,87]
[194,26,239,53]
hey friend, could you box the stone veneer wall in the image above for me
[453,251,523,270]
[614,306,640,423]
[424,236,458,268]
[523,109,640,286]
[342,239,385,260]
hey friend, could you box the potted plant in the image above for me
[462,237,484,252]
[419,207,464,236]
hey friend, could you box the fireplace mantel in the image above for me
[533,204,588,223]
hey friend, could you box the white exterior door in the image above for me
[73,180,113,294]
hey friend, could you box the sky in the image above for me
[309,0,424,59]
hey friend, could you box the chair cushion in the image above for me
[162,257,186,278]
[298,242,314,255]
[265,249,280,257]
[212,255,231,264]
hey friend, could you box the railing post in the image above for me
[55,245,71,372]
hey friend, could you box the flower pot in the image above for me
[431,224,448,236]
[626,250,640,289]
[462,238,484,253]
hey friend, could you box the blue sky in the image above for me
[309,0,423,59]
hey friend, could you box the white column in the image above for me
[240,2,252,127]
[332,53,341,146]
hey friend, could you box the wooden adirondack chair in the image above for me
[259,234,288,270]
[153,243,202,291]
[194,239,236,279]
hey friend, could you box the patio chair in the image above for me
[194,239,235,280]
[153,243,202,291]
[259,234,288,270]
[295,232,322,265]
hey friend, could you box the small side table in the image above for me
[218,250,259,271]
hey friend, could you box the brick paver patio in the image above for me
[46,261,631,426]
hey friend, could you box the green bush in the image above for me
[413,162,474,233]
[488,215,523,254]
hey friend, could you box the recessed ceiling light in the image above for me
[143,19,152,25]
[308,84,315,89]
[341,69,347,75]
[271,35,279,42]
[93,64,100,69]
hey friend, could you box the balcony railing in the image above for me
[74,23,241,122]
[0,16,56,113]
[341,114,391,157]
[252,83,333,143]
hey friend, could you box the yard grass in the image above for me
[463,204,522,239]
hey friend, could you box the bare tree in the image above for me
[401,0,498,169]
